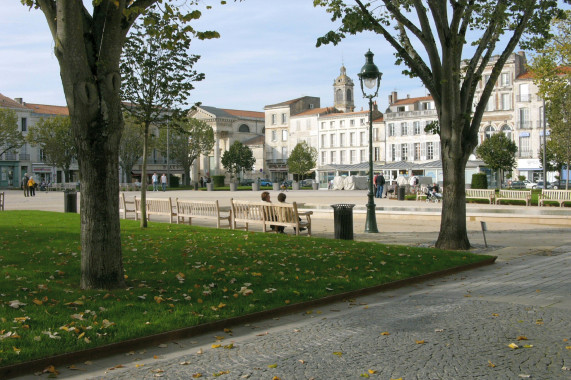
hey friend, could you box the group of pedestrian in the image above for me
[21,173,37,197]
[152,172,168,192]
[199,176,211,188]
[373,172,386,198]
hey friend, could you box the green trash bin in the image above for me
[331,204,355,240]
[64,190,77,213]
[397,186,405,201]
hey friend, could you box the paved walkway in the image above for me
[3,189,571,379]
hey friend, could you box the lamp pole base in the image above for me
[365,192,379,233]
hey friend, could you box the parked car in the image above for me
[508,181,526,189]
[524,180,536,189]
[551,180,570,190]
[300,179,314,187]
[533,181,552,189]
[259,178,272,186]
[239,179,254,186]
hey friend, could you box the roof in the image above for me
[242,135,265,145]
[199,106,263,119]
[517,66,571,80]
[292,107,339,117]
[391,95,433,106]
[0,93,28,110]
[264,96,320,109]
[24,103,69,116]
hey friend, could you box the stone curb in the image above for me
[0,256,496,379]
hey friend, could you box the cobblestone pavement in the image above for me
[44,250,567,380]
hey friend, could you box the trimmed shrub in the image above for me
[471,173,488,189]
[169,175,179,188]
[212,175,225,187]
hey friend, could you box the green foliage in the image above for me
[287,141,317,181]
[221,141,255,181]
[212,175,225,187]
[157,118,214,186]
[518,175,526,181]
[119,115,145,183]
[471,173,488,189]
[0,108,25,156]
[26,116,76,181]
[0,211,492,366]
[476,133,518,172]
[169,175,180,188]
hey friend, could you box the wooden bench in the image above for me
[230,198,312,236]
[495,189,532,206]
[538,189,571,207]
[465,189,495,204]
[176,199,231,229]
[119,192,136,219]
[134,197,177,223]
[0,192,4,211]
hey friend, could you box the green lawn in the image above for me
[0,211,492,367]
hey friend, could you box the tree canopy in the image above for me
[0,108,25,157]
[287,141,317,181]
[27,116,76,182]
[119,115,145,184]
[315,0,563,250]
[221,141,255,182]
[476,132,517,188]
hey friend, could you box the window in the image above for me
[539,106,545,128]
[500,72,510,86]
[21,117,27,132]
[238,124,250,133]
[484,125,495,140]
[414,143,421,161]
[360,118,365,126]
[271,130,277,142]
[340,120,345,127]
[388,123,395,137]
[484,74,491,86]
[422,102,432,110]
[335,89,343,102]
[501,93,511,110]
[281,113,287,124]
[321,122,326,130]
[401,144,408,161]
[350,150,356,164]
[397,106,405,112]
[501,125,512,140]
[340,150,346,163]
[519,84,530,102]
[309,103,315,109]
[330,151,336,164]
[346,89,352,101]
[401,122,408,136]
[350,132,356,146]
[339,133,345,147]
[362,149,367,162]
[519,134,531,157]
[39,149,47,161]
[305,119,310,130]
[321,134,326,148]
[426,142,434,160]
[519,108,530,129]
[330,134,336,147]
[391,145,397,161]
[282,130,288,141]
[281,146,288,159]
[361,131,367,144]
[350,119,355,126]
[271,114,276,125]
[330,121,335,128]
[486,96,495,111]
[321,151,327,165]
[413,121,421,135]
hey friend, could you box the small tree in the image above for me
[119,116,145,184]
[121,9,212,227]
[157,118,214,186]
[221,141,255,183]
[0,108,25,157]
[27,116,76,182]
[476,133,518,189]
[287,142,317,182]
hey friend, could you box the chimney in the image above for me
[407,94,410,99]
[14,97,23,104]
[391,91,398,104]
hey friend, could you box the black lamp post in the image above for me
[358,50,382,233]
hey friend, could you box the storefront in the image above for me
[0,163,18,188]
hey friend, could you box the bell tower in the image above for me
[333,65,355,113]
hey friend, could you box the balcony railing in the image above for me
[3,153,18,160]
[385,109,437,120]
[517,121,533,129]
[519,151,533,158]
[517,94,532,102]
[19,153,30,160]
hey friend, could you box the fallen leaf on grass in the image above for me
[508,343,519,349]
[380,332,390,336]
[416,340,426,344]
[211,344,221,348]
[488,361,496,368]
[333,351,343,356]
[517,336,528,341]
[192,374,202,378]
[8,300,26,309]
[268,364,277,368]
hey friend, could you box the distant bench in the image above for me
[47,183,78,192]
[495,189,532,206]
[538,189,571,207]
[176,199,231,229]
[135,196,177,223]
[465,189,495,204]
[230,198,312,236]
[119,193,136,219]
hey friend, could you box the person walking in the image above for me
[27,176,36,197]
[22,173,30,197]
[161,173,167,192]
[375,172,385,198]
[152,172,159,191]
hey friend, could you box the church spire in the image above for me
[333,64,355,113]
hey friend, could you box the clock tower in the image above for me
[333,65,355,113]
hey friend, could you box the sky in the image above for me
[1,1,568,113]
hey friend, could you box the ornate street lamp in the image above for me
[358,50,382,233]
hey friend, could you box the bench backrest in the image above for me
[542,189,571,200]
[498,190,530,197]
[176,200,220,217]
[466,189,495,195]
[231,199,266,223]
[0,192,4,211]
